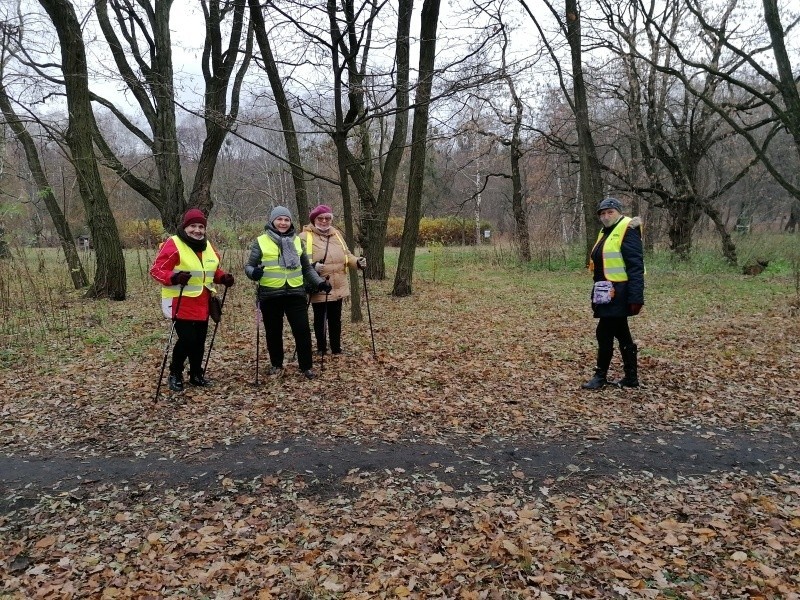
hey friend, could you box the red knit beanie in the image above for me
[309,204,333,223]
[182,208,207,228]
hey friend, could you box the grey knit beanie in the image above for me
[268,206,292,226]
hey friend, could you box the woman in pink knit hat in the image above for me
[150,208,235,392]
[302,204,366,355]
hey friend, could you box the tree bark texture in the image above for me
[187,0,252,213]
[762,0,800,162]
[362,0,413,281]
[248,0,309,221]
[565,0,603,262]
[392,0,440,297]
[95,0,185,231]
[39,0,126,299]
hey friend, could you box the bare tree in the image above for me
[247,0,309,220]
[187,0,253,211]
[37,0,126,299]
[519,0,604,258]
[632,0,800,231]
[323,0,412,283]
[1,16,87,276]
[597,0,746,261]
[392,0,441,297]
[94,0,252,231]
[0,73,88,287]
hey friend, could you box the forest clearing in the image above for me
[1,244,798,598]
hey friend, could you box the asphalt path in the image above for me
[2,428,797,511]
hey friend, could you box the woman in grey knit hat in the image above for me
[245,206,332,379]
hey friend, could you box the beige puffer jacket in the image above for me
[301,225,359,303]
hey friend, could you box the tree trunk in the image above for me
[39,0,126,299]
[95,0,186,232]
[703,202,738,265]
[763,0,800,160]
[392,0,440,297]
[363,0,412,280]
[565,0,604,262]
[361,2,407,280]
[249,0,310,220]
[324,0,412,281]
[0,80,88,288]
[666,198,702,260]
[186,0,251,213]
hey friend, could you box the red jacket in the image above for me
[150,237,227,321]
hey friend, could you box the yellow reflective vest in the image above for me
[256,234,304,288]
[589,216,632,282]
[162,235,219,298]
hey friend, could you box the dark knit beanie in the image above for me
[182,208,207,228]
[597,198,623,214]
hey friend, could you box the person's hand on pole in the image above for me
[356,257,367,270]
[220,273,235,287]
[171,271,191,286]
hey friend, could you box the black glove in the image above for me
[220,273,235,287]
[171,271,191,286]
[318,280,332,294]
[251,266,264,281]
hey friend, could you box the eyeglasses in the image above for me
[316,216,333,222]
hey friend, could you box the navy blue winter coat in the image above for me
[590,220,645,318]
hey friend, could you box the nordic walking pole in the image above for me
[254,299,261,386]
[361,266,377,358]
[201,285,229,378]
[320,287,330,373]
[154,285,185,401]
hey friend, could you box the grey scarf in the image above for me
[265,225,301,269]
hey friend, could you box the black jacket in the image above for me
[244,228,325,302]
[590,219,645,318]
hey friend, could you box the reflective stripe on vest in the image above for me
[162,236,219,298]
[257,234,304,288]
[589,216,631,282]
[305,230,349,274]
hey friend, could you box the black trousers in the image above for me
[312,298,343,353]
[260,295,313,371]
[170,319,209,377]
[594,317,633,371]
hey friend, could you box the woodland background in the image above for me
[0,0,798,303]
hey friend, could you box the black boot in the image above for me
[582,347,612,389]
[582,369,608,389]
[168,373,184,392]
[616,344,639,387]
[189,373,211,387]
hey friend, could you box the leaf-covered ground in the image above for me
[1,256,799,598]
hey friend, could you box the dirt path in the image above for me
[2,427,797,510]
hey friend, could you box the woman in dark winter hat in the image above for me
[582,197,645,389]
[150,208,235,392]
[302,204,366,356]
[244,206,331,379]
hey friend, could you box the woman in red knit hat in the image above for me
[302,204,366,356]
[150,208,235,392]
